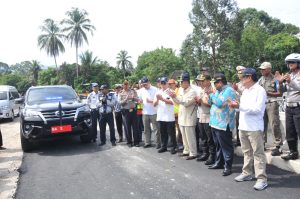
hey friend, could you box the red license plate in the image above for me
[51,125,72,134]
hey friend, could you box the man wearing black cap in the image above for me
[87,83,100,142]
[229,68,268,191]
[204,73,236,176]
[98,84,117,146]
[168,72,198,160]
[154,77,177,154]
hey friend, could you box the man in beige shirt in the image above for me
[168,72,198,160]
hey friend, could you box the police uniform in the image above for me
[98,87,117,145]
[258,73,282,149]
[87,85,100,141]
[118,86,139,146]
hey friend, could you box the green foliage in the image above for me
[38,67,58,85]
[133,47,183,83]
[0,62,10,74]
[265,33,300,72]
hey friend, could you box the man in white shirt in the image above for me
[229,68,268,191]
[87,83,100,142]
[139,76,160,148]
[154,77,177,154]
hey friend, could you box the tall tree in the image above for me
[61,7,96,78]
[38,19,66,68]
[79,50,99,79]
[189,0,238,73]
[116,50,133,79]
[30,60,42,85]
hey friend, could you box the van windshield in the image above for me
[27,87,78,105]
[0,91,8,100]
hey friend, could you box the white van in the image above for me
[0,85,23,121]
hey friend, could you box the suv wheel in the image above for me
[20,127,34,152]
[80,127,93,143]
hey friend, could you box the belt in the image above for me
[265,99,276,104]
[286,102,300,108]
[100,112,113,115]
[122,108,136,112]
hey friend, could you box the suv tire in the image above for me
[80,127,93,143]
[20,127,34,152]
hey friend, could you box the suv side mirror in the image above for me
[15,98,24,104]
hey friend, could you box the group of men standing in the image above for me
[86,53,300,191]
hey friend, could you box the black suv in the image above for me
[20,85,93,152]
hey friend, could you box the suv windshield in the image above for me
[0,91,8,100]
[27,87,77,105]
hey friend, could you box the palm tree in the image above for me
[79,50,99,79]
[61,7,96,78]
[38,18,66,69]
[116,50,133,79]
[30,60,41,85]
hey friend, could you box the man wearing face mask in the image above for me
[276,53,300,160]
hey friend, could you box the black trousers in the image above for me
[285,106,300,152]
[122,109,139,145]
[115,111,123,139]
[159,121,176,149]
[137,115,144,142]
[195,121,201,153]
[211,126,234,169]
[198,122,215,154]
[91,109,99,139]
[99,112,116,143]
[0,128,3,147]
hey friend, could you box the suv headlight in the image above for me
[77,105,90,112]
[23,109,42,121]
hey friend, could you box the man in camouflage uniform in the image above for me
[258,62,282,156]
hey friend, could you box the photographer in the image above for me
[98,84,117,146]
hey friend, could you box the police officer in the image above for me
[118,80,140,147]
[277,53,300,160]
[258,62,283,156]
[87,83,100,142]
[98,84,117,146]
[114,84,123,142]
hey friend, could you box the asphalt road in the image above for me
[15,133,300,199]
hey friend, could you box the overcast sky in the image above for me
[0,0,299,68]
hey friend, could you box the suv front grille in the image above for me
[41,109,77,121]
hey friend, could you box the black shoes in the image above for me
[158,148,167,153]
[271,147,282,156]
[144,144,152,148]
[197,153,209,162]
[99,142,106,146]
[134,143,140,147]
[156,145,161,149]
[117,138,123,143]
[205,155,215,165]
[170,148,177,155]
[112,142,116,146]
[208,164,224,169]
[281,152,299,160]
[222,168,232,176]
[186,156,197,160]
[178,153,189,157]
[0,146,6,150]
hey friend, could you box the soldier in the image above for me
[98,84,117,146]
[118,80,140,147]
[277,53,300,160]
[87,83,100,142]
[258,62,282,156]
